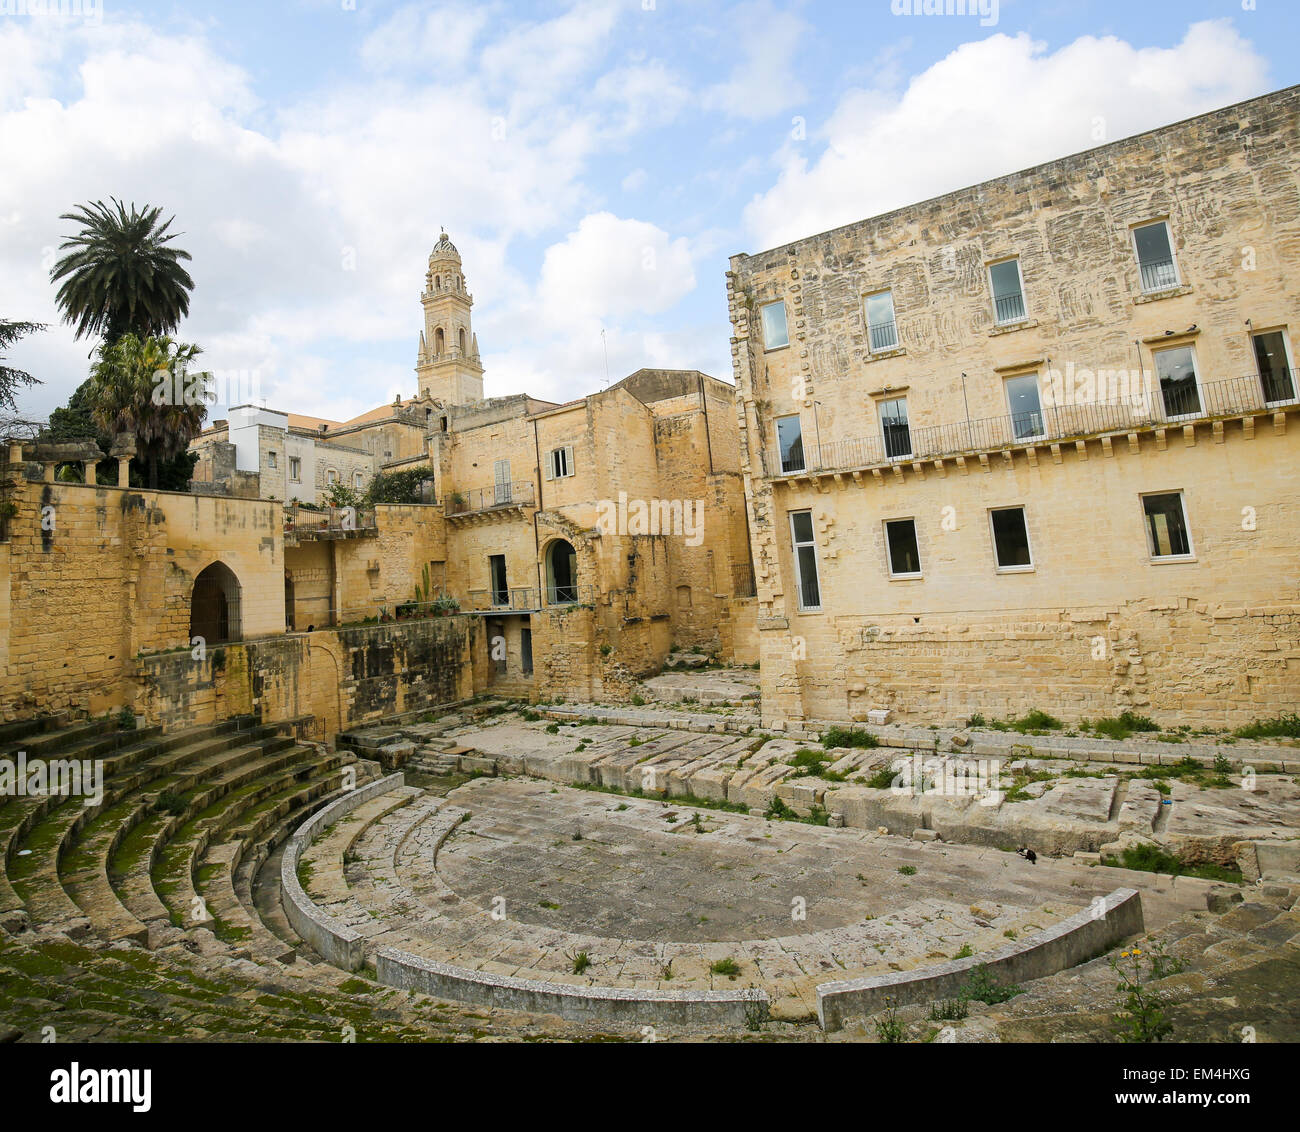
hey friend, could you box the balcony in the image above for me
[284,504,377,541]
[1139,257,1179,294]
[444,480,535,521]
[868,319,899,353]
[464,587,540,613]
[994,292,1027,324]
[761,373,1299,480]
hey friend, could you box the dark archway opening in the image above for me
[190,561,242,645]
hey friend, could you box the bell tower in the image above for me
[415,230,484,405]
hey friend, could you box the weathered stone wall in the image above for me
[728,87,1300,729]
[1,480,284,721]
[136,615,480,736]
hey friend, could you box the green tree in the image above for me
[88,334,209,489]
[51,198,194,344]
[0,318,46,412]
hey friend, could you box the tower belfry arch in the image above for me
[415,229,485,405]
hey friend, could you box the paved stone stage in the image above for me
[367,777,1199,1018]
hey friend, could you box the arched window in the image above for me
[458,327,467,354]
[190,562,242,645]
[545,539,578,604]
[435,327,445,354]
[435,275,441,290]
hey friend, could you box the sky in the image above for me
[2,0,1297,425]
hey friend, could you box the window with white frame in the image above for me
[1153,345,1201,418]
[289,457,301,482]
[353,471,363,490]
[1004,372,1045,441]
[326,469,338,485]
[546,446,574,479]
[267,450,277,469]
[1142,492,1193,559]
[990,506,1033,571]
[789,510,821,611]
[1133,220,1180,293]
[884,518,921,577]
[776,414,805,474]
[865,291,898,352]
[760,300,789,350]
[988,258,1027,324]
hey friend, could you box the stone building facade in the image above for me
[727,87,1300,730]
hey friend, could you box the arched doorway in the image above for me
[284,573,296,632]
[190,562,242,645]
[545,539,577,604]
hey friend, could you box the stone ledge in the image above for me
[280,773,406,971]
[375,946,769,1028]
[816,887,1144,1031]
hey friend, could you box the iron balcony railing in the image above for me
[465,587,539,612]
[545,583,595,607]
[1139,257,1179,293]
[762,373,1299,479]
[445,480,535,516]
[868,319,899,352]
[994,292,1027,324]
[284,504,377,533]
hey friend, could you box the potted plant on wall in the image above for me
[432,591,460,617]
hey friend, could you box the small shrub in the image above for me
[865,766,899,790]
[630,694,646,707]
[710,957,741,978]
[897,865,917,877]
[1234,713,1300,740]
[765,795,794,821]
[874,997,904,1043]
[154,790,187,816]
[958,964,1022,1005]
[1111,946,1174,1043]
[953,943,974,960]
[115,706,137,731]
[1011,709,1063,733]
[929,998,969,1021]
[821,726,880,749]
[1094,712,1160,741]
[966,713,987,728]
[571,951,591,975]
[544,723,560,734]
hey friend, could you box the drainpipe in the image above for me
[698,373,714,475]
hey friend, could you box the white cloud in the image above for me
[702,0,809,119]
[744,20,1271,249]
[539,212,697,322]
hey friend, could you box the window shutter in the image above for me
[543,451,554,480]
[564,445,574,476]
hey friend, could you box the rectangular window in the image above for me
[267,451,277,469]
[880,396,911,459]
[1253,330,1297,405]
[1133,220,1179,293]
[327,469,338,485]
[776,414,805,474]
[989,259,1027,324]
[1004,373,1045,441]
[489,554,509,605]
[1142,493,1193,559]
[353,471,363,489]
[493,458,512,504]
[865,291,898,352]
[546,446,574,479]
[761,301,789,350]
[289,457,301,482]
[990,507,1033,571]
[885,519,921,577]
[789,510,821,611]
[1154,345,1201,418]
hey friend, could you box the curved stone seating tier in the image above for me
[281,775,1156,1027]
[0,719,254,918]
[149,743,325,931]
[8,724,285,934]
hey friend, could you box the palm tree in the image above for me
[89,334,209,489]
[0,318,45,412]
[51,199,194,344]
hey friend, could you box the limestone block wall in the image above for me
[136,615,480,737]
[1,480,284,721]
